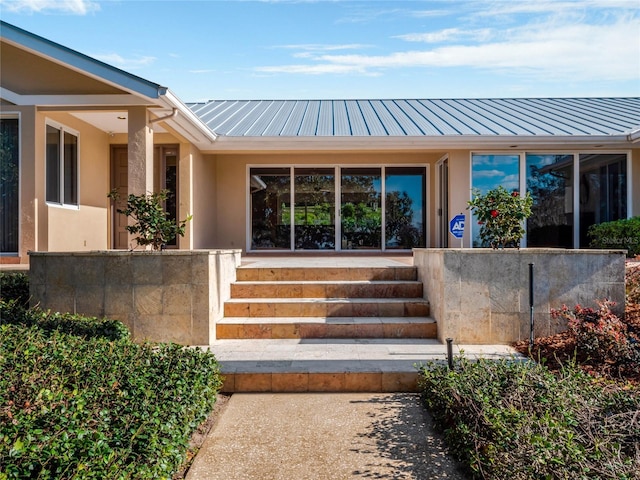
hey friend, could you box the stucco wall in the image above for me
[414,248,626,344]
[211,151,445,251]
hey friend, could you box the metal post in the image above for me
[446,338,454,370]
[529,263,534,346]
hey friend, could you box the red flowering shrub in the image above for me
[551,300,638,373]
[467,186,533,249]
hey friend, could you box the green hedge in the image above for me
[419,358,640,479]
[0,272,29,307]
[1,321,222,479]
[588,216,640,257]
[0,300,130,342]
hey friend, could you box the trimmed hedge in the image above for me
[419,358,640,480]
[1,319,222,479]
[0,272,29,307]
[0,300,130,342]
[588,216,640,257]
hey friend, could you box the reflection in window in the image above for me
[294,168,335,250]
[46,123,78,206]
[471,154,519,247]
[0,118,19,253]
[385,167,425,249]
[579,154,627,248]
[526,154,574,248]
[250,168,291,249]
[341,168,381,249]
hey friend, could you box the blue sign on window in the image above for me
[449,214,465,239]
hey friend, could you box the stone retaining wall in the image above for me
[29,250,241,345]
[413,248,626,344]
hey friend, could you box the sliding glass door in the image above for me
[249,166,426,251]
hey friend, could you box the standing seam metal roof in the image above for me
[186,98,640,138]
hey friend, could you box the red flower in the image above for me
[512,191,519,197]
[491,210,499,218]
[478,221,484,225]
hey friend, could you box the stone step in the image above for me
[205,338,521,393]
[216,316,437,339]
[223,297,430,318]
[230,280,423,299]
[236,266,417,282]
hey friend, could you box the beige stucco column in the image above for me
[126,107,154,248]
[127,106,154,196]
[179,142,194,250]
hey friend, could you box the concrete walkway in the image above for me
[186,393,469,480]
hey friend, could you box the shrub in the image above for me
[627,265,640,304]
[419,358,640,479]
[467,186,533,249]
[108,189,192,251]
[0,322,222,479]
[551,300,639,375]
[0,300,130,342]
[588,216,640,257]
[0,272,29,306]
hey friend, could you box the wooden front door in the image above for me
[111,146,129,249]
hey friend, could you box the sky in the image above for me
[1,0,639,102]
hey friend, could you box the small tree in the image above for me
[467,186,532,249]
[108,190,192,251]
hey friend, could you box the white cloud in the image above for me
[396,28,493,44]
[92,53,156,70]
[0,0,99,14]
[254,14,640,82]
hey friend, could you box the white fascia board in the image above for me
[626,127,640,143]
[1,21,165,100]
[0,87,155,107]
[157,89,218,144]
[199,134,633,153]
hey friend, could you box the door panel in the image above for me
[385,167,426,249]
[294,168,335,250]
[340,168,381,249]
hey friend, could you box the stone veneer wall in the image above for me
[29,250,241,345]
[413,248,626,344]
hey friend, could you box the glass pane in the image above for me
[250,168,291,249]
[46,125,60,203]
[341,168,381,249]
[526,154,574,248]
[294,167,335,250]
[579,153,627,248]
[385,167,425,249]
[165,154,177,246]
[0,118,19,252]
[63,131,78,205]
[471,154,519,247]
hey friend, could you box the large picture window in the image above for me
[1,117,19,253]
[46,122,78,206]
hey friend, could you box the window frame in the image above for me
[45,119,79,208]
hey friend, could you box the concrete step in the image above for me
[230,280,423,299]
[236,266,418,282]
[216,316,437,339]
[204,338,521,393]
[224,297,430,318]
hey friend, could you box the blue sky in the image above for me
[1,0,638,102]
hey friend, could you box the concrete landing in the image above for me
[204,339,520,393]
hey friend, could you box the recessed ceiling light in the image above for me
[117,116,126,120]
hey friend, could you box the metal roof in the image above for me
[187,98,640,138]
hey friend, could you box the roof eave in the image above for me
[199,134,635,153]
[1,21,165,100]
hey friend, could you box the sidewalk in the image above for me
[185,393,469,480]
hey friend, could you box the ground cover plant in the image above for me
[419,263,640,479]
[0,300,222,479]
[419,358,639,479]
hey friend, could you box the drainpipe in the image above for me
[149,108,178,124]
